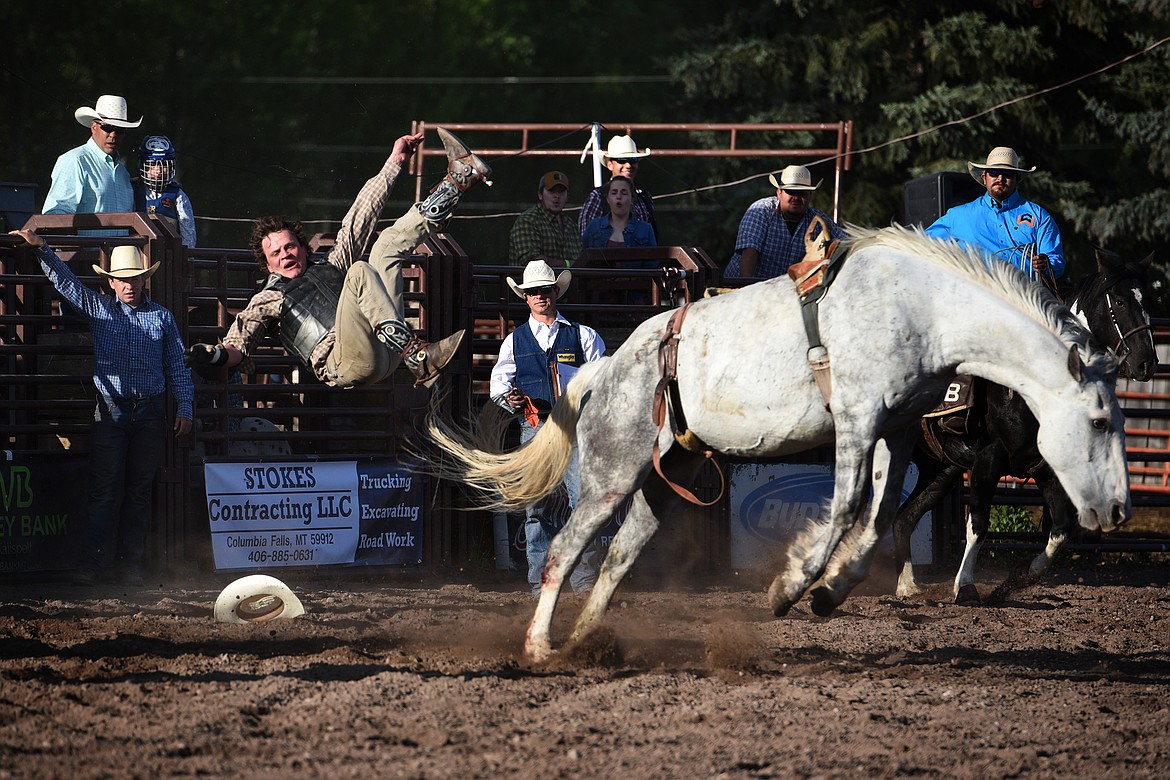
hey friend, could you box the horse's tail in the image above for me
[423,357,610,512]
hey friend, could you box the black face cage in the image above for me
[142,158,176,190]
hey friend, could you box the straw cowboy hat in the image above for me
[507,260,572,300]
[603,134,651,159]
[966,146,1036,183]
[74,95,143,129]
[768,164,821,192]
[92,245,160,279]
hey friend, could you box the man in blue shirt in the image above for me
[43,95,140,236]
[925,146,1065,283]
[10,228,193,586]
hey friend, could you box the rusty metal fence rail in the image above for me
[407,121,855,222]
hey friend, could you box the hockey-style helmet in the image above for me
[139,135,177,189]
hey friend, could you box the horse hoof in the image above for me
[954,584,982,607]
[768,578,795,617]
[524,640,555,664]
[809,586,839,617]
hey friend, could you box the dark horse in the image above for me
[889,249,1156,605]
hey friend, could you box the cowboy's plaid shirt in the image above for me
[509,204,581,266]
[222,157,403,383]
[35,244,194,418]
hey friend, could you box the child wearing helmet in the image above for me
[133,135,196,248]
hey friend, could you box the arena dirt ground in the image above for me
[2,553,1170,779]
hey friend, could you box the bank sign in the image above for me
[204,457,424,570]
[0,452,88,573]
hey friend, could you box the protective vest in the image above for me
[512,321,585,415]
[264,260,345,366]
[133,180,183,222]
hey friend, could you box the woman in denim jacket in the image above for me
[581,176,657,249]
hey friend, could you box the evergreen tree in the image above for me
[668,0,1170,299]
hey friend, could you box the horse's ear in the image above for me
[1139,251,1155,270]
[1068,345,1083,382]
[1095,247,1121,274]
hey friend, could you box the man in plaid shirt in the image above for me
[187,129,490,389]
[724,165,844,279]
[9,229,194,586]
[509,170,581,267]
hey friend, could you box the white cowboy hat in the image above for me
[966,146,1036,183]
[74,95,143,129]
[92,245,160,279]
[603,134,651,160]
[768,164,821,192]
[507,260,572,300]
[214,574,306,624]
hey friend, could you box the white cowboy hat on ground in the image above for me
[603,134,651,159]
[768,164,821,191]
[75,95,143,129]
[967,146,1037,183]
[507,260,572,300]
[214,574,306,623]
[92,245,160,279]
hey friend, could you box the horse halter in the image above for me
[1086,272,1154,360]
[1104,289,1153,358]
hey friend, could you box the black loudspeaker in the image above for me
[0,181,38,231]
[902,172,984,227]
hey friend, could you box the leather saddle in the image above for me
[920,376,976,463]
[787,215,842,296]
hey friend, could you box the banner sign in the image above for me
[728,462,932,569]
[204,457,426,570]
[351,459,425,566]
[0,452,89,574]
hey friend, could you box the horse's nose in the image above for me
[1110,501,1130,530]
[1130,360,1155,382]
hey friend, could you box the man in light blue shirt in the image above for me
[43,95,141,234]
[925,146,1065,283]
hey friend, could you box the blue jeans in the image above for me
[521,419,599,595]
[82,395,168,573]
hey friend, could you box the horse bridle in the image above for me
[1105,289,1153,359]
[1076,272,1152,359]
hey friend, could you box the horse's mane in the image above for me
[842,224,1116,375]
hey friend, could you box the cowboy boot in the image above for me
[415,128,493,224]
[376,320,467,388]
[436,127,493,190]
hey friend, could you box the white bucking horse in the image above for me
[425,225,1131,663]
